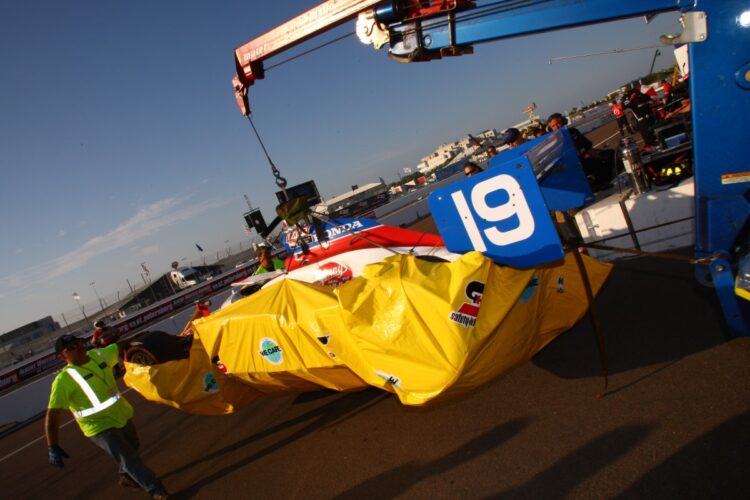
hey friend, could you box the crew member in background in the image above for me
[91,320,117,348]
[502,128,526,149]
[180,299,212,336]
[191,299,211,320]
[524,124,546,140]
[627,90,657,148]
[547,113,593,155]
[661,79,672,106]
[45,334,169,499]
[547,112,615,192]
[611,98,633,136]
[464,161,483,177]
[253,245,286,275]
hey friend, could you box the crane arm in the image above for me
[233,1,474,115]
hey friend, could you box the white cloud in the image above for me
[14,248,24,255]
[0,196,231,290]
[58,229,67,237]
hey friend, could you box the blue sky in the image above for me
[0,1,681,334]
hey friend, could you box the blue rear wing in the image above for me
[429,129,592,268]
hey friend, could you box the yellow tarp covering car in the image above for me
[194,278,368,393]
[125,251,611,412]
[124,335,262,415]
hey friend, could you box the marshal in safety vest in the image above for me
[48,344,133,437]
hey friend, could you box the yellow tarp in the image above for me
[318,251,611,405]
[194,279,367,393]
[124,333,262,415]
[125,251,611,412]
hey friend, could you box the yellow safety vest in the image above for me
[64,349,121,419]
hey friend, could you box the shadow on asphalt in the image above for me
[331,417,530,499]
[489,424,652,498]
[615,411,750,499]
[533,254,728,380]
[167,387,388,498]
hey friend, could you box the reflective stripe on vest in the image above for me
[65,350,121,419]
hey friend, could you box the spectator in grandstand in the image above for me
[45,334,169,499]
[464,161,483,177]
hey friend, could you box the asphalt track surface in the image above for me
[3,127,750,498]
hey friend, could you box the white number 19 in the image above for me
[450,174,535,251]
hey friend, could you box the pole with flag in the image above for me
[196,243,205,265]
[72,291,89,324]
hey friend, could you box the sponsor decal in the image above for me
[259,337,283,365]
[286,229,301,247]
[0,371,19,390]
[316,261,353,286]
[520,274,540,303]
[284,220,368,250]
[203,372,218,393]
[449,280,485,328]
[212,356,228,374]
[375,370,402,389]
[556,276,565,293]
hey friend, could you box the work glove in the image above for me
[48,444,69,467]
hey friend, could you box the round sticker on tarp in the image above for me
[203,372,218,393]
[259,337,283,365]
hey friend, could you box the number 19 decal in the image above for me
[450,174,535,251]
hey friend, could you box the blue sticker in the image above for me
[520,274,540,303]
[259,338,283,365]
[203,372,218,393]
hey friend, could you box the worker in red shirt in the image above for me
[661,79,672,105]
[191,300,211,320]
[91,320,118,348]
[180,300,212,336]
[611,98,633,136]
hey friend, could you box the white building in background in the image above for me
[313,181,390,218]
[474,129,498,140]
[416,142,460,173]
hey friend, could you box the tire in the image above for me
[125,347,159,366]
[125,331,192,365]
